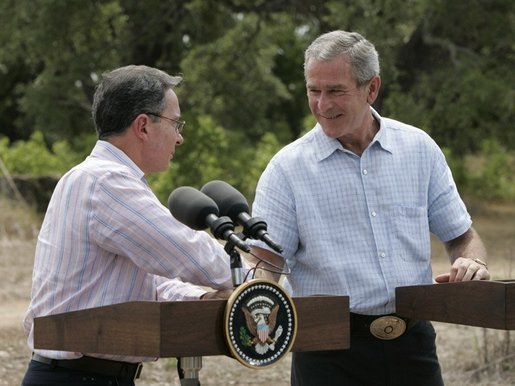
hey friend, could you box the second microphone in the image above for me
[201,180,284,254]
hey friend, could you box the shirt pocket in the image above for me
[390,205,431,262]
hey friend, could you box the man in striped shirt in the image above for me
[22,65,239,385]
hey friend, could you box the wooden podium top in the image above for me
[34,295,350,358]
[396,280,515,330]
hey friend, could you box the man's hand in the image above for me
[434,257,490,283]
[200,289,233,300]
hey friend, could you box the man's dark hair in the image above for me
[92,65,182,139]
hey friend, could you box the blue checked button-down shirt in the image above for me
[251,108,471,315]
[24,140,235,361]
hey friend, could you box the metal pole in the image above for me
[178,356,202,386]
[176,240,243,385]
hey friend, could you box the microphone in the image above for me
[201,180,284,254]
[168,186,251,253]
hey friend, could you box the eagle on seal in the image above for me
[243,303,280,354]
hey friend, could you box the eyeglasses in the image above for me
[147,113,185,134]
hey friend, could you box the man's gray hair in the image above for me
[304,31,380,86]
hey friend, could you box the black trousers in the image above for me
[21,360,135,386]
[291,321,444,386]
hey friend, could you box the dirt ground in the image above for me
[1,200,514,385]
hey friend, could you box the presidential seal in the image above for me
[224,279,297,369]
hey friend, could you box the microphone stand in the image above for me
[177,357,202,386]
[225,239,244,288]
[178,239,244,386]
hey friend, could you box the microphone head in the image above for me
[168,186,219,230]
[201,180,249,221]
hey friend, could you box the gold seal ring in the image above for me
[224,279,297,369]
[369,316,407,340]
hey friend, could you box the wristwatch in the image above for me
[472,258,488,268]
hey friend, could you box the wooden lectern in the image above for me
[396,280,515,330]
[34,296,349,382]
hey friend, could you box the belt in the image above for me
[31,353,143,380]
[350,313,419,340]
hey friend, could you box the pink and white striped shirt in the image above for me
[24,140,235,361]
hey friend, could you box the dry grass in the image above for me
[0,198,41,241]
[1,196,514,385]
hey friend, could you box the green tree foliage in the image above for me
[0,0,513,201]
[384,0,514,156]
[0,131,82,175]
[180,13,292,141]
[468,139,515,199]
[0,0,127,144]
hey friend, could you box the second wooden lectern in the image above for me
[396,280,515,330]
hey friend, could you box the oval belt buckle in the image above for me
[369,316,407,340]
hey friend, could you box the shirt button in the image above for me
[371,211,377,217]
[362,169,368,175]
[380,252,386,258]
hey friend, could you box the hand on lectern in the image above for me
[434,256,490,283]
[200,289,233,300]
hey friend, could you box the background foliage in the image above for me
[0,0,513,204]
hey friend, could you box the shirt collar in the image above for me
[90,140,146,180]
[370,108,393,154]
[314,107,393,161]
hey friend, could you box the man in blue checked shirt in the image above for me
[22,65,242,386]
[249,30,489,386]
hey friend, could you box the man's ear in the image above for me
[367,76,381,104]
[132,114,150,140]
